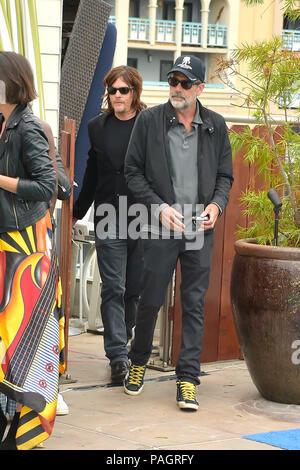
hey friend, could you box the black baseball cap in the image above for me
[167,55,206,82]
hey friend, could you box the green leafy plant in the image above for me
[214,6,300,247]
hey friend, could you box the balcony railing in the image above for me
[207,24,228,47]
[109,16,228,48]
[182,22,202,46]
[282,29,300,51]
[156,20,176,43]
[128,17,150,42]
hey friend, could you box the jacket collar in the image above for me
[165,99,214,133]
[5,104,31,130]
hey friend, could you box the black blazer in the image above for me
[73,112,136,220]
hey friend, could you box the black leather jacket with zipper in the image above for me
[125,100,233,218]
[0,105,56,233]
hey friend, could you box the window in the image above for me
[183,3,192,22]
[127,58,138,69]
[163,2,175,21]
[160,60,173,82]
[283,15,300,30]
[129,0,139,18]
[162,1,192,22]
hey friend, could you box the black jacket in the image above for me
[125,100,233,216]
[73,112,136,220]
[0,105,56,233]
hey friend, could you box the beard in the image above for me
[169,90,197,110]
[112,103,126,113]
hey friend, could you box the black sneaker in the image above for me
[111,361,129,384]
[176,381,199,411]
[124,364,146,395]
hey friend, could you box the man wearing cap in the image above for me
[123,55,233,411]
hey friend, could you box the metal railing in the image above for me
[182,21,202,46]
[128,17,150,42]
[207,24,228,47]
[282,29,300,51]
[109,16,228,48]
[156,19,176,43]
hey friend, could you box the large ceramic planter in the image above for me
[231,238,300,404]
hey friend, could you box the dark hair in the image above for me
[102,65,147,114]
[0,51,37,104]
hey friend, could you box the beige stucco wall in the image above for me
[239,1,275,44]
[36,0,63,143]
[236,1,288,118]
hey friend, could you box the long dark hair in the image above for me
[0,51,37,104]
[102,65,147,114]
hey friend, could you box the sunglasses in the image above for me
[168,77,196,90]
[107,86,134,95]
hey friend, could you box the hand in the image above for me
[199,203,220,231]
[159,206,185,232]
[72,216,78,227]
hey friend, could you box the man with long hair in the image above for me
[73,66,146,384]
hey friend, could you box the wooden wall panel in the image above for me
[59,117,76,368]
[218,126,250,360]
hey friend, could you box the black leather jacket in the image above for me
[0,105,56,233]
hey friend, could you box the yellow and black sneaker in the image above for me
[124,364,146,396]
[176,381,199,411]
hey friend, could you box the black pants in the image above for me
[128,232,214,385]
[95,234,143,365]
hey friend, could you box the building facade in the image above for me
[104,0,299,114]
[31,0,300,138]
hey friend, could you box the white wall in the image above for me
[36,0,63,143]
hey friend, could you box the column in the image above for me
[273,0,284,36]
[227,0,239,57]
[175,0,184,59]
[201,0,211,49]
[148,0,157,46]
[114,0,130,66]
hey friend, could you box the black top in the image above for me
[105,114,136,170]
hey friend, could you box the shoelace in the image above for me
[128,365,145,385]
[177,381,196,401]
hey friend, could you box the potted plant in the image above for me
[214,0,300,404]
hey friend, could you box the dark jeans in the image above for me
[128,232,214,385]
[95,234,143,365]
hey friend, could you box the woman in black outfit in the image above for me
[0,51,65,450]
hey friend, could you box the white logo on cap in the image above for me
[178,56,192,70]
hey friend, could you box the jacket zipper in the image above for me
[6,132,19,229]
